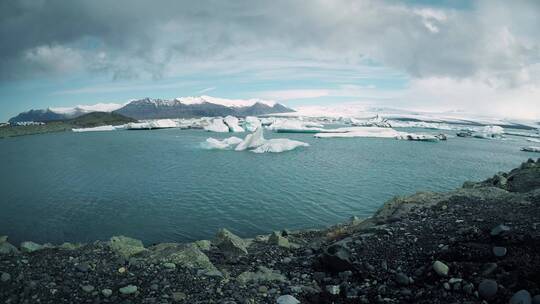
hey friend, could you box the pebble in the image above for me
[258,286,268,293]
[532,295,540,304]
[163,262,176,269]
[478,279,498,299]
[493,246,507,257]
[481,263,498,275]
[326,285,340,295]
[102,289,113,297]
[1,272,11,282]
[119,284,138,295]
[172,291,186,302]
[510,290,531,304]
[76,262,90,272]
[81,285,95,293]
[490,224,511,236]
[118,267,127,273]
[277,295,300,304]
[433,260,449,277]
[395,273,410,285]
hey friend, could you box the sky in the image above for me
[1,0,539,121]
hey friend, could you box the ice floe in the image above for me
[223,116,245,132]
[473,125,504,139]
[72,125,120,132]
[266,118,325,133]
[204,118,230,133]
[126,119,178,130]
[202,127,309,153]
[202,137,243,150]
[314,126,445,142]
[244,116,262,132]
[235,127,266,151]
[251,139,310,153]
[521,146,540,153]
[527,138,540,143]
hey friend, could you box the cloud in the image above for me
[1,0,539,85]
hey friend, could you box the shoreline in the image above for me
[1,158,539,303]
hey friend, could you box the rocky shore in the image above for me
[1,159,540,304]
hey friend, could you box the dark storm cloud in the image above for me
[1,0,539,86]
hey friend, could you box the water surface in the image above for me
[0,128,535,244]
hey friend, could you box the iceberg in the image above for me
[244,116,262,132]
[235,127,266,151]
[126,119,178,130]
[267,118,325,133]
[223,116,245,132]
[521,146,540,153]
[202,137,243,150]
[204,118,230,133]
[72,125,119,132]
[202,127,309,153]
[251,139,310,153]
[351,115,392,128]
[473,125,504,139]
[314,127,402,138]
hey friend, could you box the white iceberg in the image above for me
[223,116,245,132]
[473,125,504,139]
[204,118,230,133]
[521,146,540,153]
[202,127,309,153]
[202,136,243,150]
[244,116,262,132]
[351,115,392,128]
[126,119,178,130]
[72,125,119,132]
[314,127,402,138]
[527,138,540,143]
[251,139,310,153]
[267,118,325,133]
[235,127,266,151]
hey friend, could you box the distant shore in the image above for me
[1,158,539,303]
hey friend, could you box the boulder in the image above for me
[268,231,291,248]
[109,236,147,258]
[237,266,287,285]
[214,228,248,258]
[147,243,217,272]
[0,241,19,255]
[277,295,300,304]
[20,241,43,253]
[319,243,355,272]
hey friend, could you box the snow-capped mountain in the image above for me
[8,96,294,122]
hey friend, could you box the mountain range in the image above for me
[8,96,294,123]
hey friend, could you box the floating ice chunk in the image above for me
[521,146,540,153]
[351,115,392,128]
[251,138,309,153]
[204,118,230,133]
[397,133,440,142]
[474,125,504,139]
[314,127,402,138]
[72,125,119,132]
[235,127,266,151]
[267,118,325,133]
[223,116,245,132]
[202,136,243,150]
[244,116,262,132]
[527,138,540,143]
[126,119,178,130]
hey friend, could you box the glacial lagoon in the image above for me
[0,128,536,245]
